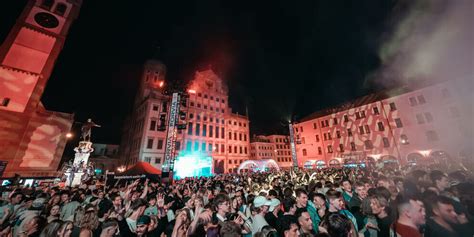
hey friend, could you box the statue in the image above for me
[81,118,101,142]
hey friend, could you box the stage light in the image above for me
[188,89,196,94]
[66,133,73,138]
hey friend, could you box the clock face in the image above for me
[34,12,59,29]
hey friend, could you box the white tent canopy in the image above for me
[237,159,280,174]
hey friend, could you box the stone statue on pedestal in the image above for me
[81,118,101,142]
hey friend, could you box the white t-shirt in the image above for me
[251,214,268,235]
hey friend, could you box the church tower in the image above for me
[0,0,82,177]
[0,0,82,113]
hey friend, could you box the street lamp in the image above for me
[117,166,126,173]
[66,133,73,139]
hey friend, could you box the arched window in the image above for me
[41,0,55,10]
[54,3,67,16]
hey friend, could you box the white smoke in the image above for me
[369,0,473,86]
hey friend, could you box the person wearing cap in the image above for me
[125,198,147,234]
[264,198,281,229]
[251,196,272,235]
[135,215,151,237]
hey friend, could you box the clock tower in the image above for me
[0,0,82,177]
[0,0,82,113]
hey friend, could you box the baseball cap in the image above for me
[268,198,281,212]
[253,196,272,208]
[137,215,151,225]
[30,198,46,210]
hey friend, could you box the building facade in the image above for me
[90,143,120,175]
[120,64,251,174]
[0,0,81,177]
[250,135,293,169]
[293,78,473,168]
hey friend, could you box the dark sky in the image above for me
[1,0,396,144]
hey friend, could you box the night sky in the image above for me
[1,0,397,144]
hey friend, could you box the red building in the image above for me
[0,0,81,177]
[120,63,251,174]
[250,135,293,169]
[293,78,472,168]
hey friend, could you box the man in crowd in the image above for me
[392,196,426,237]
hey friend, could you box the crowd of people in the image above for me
[0,165,472,237]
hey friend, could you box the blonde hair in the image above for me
[80,211,99,231]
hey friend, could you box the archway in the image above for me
[329,159,341,167]
[407,153,424,165]
[237,159,280,174]
[316,160,326,169]
[379,155,398,168]
[304,160,317,169]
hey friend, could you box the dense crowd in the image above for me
[0,165,473,237]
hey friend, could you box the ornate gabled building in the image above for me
[120,63,251,174]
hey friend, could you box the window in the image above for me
[188,122,193,135]
[417,95,426,104]
[162,102,168,112]
[234,146,237,153]
[244,134,247,141]
[157,139,163,149]
[40,0,54,10]
[364,125,370,134]
[176,141,181,150]
[155,158,161,164]
[228,146,232,153]
[240,147,243,154]
[301,137,306,144]
[204,105,208,110]
[216,97,220,102]
[149,120,156,131]
[424,112,433,122]
[323,133,327,141]
[344,115,349,122]
[359,126,365,135]
[400,134,409,144]
[222,109,225,113]
[328,133,332,140]
[221,128,225,138]
[147,138,153,149]
[350,142,356,151]
[318,147,322,155]
[333,118,338,125]
[395,118,403,128]
[373,107,380,115]
[389,102,397,111]
[356,112,361,120]
[204,94,208,99]
[215,126,219,138]
[1,98,10,107]
[383,137,390,147]
[426,130,439,142]
[186,141,192,151]
[416,114,425,124]
[202,142,206,151]
[221,144,225,153]
[197,104,201,108]
[339,144,344,152]
[300,127,304,132]
[203,116,207,121]
[347,129,353,137]
[377,122,385,131]
[245,147,248,154]
[364,140,374,150]
[152,105,159,111]
[234,121,237,126]
[336,131,341,138]
[222,99,225,103]
[144,157,151,163]
[54,3,67,16]
[321,121,325,127]
[327,145,333,153]
[302,149,307,156]
[313,123,317,129]
[194,141,199,151]
[202,124,207,137]
[409,97,418,106]
[239,133,242,141]
[361,111,366,118]
[190,102,195,107]
[234,133,237,140]
[315,135,320,142]
[325,120,329,127]
[195,123,200,136]
[198,93,202,97]
[209,125,213,137]
[228,132,232,140]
